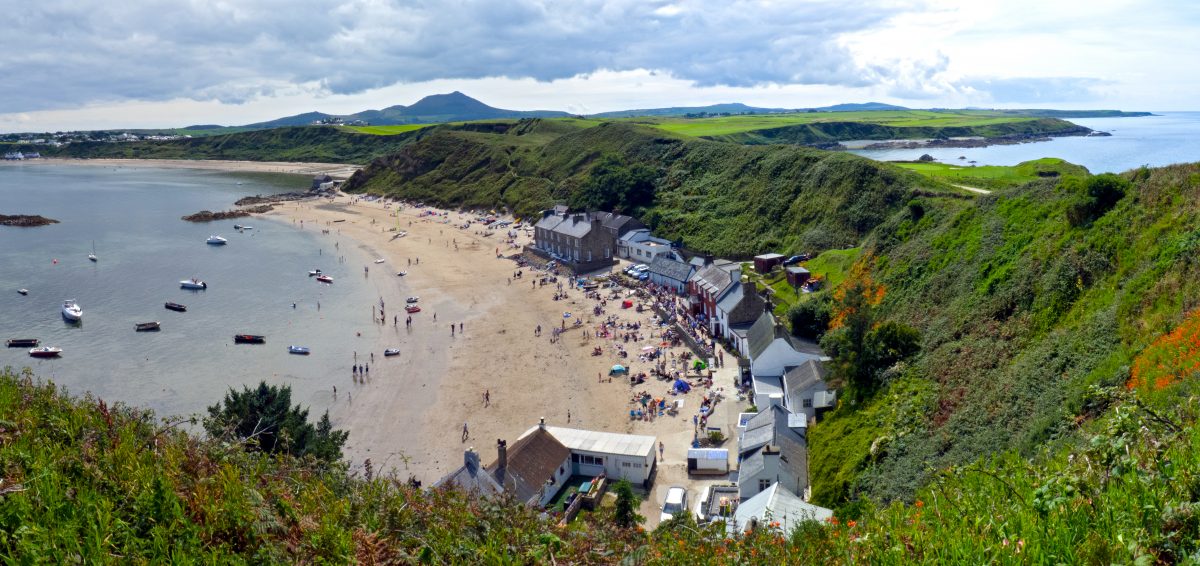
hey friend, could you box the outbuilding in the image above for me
[544,425,658,487]
[686,448,730,475]
[785,266,811,287]
[753,253,784,274]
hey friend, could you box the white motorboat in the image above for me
[17,288,28,295]
[61,300,82,322]
[374,258,385,264]
[88,240,98,262]
[206,235,228,245]
[29,346,62,358]
[396,271,406,277]
[180,279,208,290]
[308,269,323,277]
[288,345,310,355]
[384,348,400,357]
[406,296,419,304]
[316,275,334,283]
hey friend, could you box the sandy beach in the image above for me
[266,195,743,502]
[15,158,360,180]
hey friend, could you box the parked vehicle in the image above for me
[660,486,688,523]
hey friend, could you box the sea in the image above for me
[0,163,394,420]
[849,111,1200,173]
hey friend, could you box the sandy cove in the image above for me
[16,158,360,180]
[267,195,744,500]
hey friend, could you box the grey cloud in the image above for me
[4,0,932,112]
[960,77,1108,103]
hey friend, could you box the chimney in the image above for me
[465,447,480,469]
[704,254,714,266]
[496,439,508,470]
[763,444,780,456]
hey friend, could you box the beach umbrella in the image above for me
[611,364,626,373]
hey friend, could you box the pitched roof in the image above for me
[693,262,740,298]
[554,214,595,238]
[543,425,656,458]
[591,212,643,236]
[718,281,766,326]
[739,404,806,463]
[746,311,778,360]
[486,427,570,504]
[649,255,694,284]
[534,213,565,231]
[783,360,830,405]
[734,483,832,533]
[433,450,504,497]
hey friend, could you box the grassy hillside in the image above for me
[808,163,1200,510]
[344,119,959,256]
[896,158,1091,190]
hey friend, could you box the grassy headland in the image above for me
[895,157,1091,191]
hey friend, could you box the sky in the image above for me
[2,0,1196,132]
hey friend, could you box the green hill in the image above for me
[343,119,956,256]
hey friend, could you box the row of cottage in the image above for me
[437,206,836,532]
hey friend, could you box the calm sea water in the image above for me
[850,111,1200,173]
[0,164,396,419]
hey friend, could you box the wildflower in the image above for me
[847,520,857,528]
[915,500,924,508]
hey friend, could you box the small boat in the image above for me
[384,348,400,357]
[234,334,265,344]
[406,296,419,304]
[88,240,98,262]
[165,302,187,312]
[233,224,243,230]
[405,305,421,313]
[308,269,323,277]
[17,288,28,295]
[135,321,161,332]
[288,345,310,355]
[61,300,82,322]
[206,235,228,245]
[374,258,385,264]
[29,346,62,358]
[180,279,207,290]
[241,226,253,230]
[7,338,38,348]
[316,275,333,283]
[396,272,406,277]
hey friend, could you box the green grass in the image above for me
[341,124,430,135]
[895,158,1090,190]
[749,248,861,317]
[638,110,1042,138]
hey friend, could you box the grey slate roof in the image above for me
[746,311,778,360]
[554,214,595,238]
[739,404,806,457]
[734,483,832,533]
[689,256,708,268]
[692,261,739,298]
[434,451,504,497]
[649,255,694,284]
[783,360,829,402]
[592,212,643,237]
[716,280,745,313]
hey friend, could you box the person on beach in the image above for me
[459,322,463,333]
[658,441,665,459]
[365,364,369,374]
[484,389,490,407]
[451,324,455,337]
[333,386,337,398]
[370,352,374,362]
[567,410,571,423]
[462,422,469,442]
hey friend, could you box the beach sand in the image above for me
[19,158,360,180]
[267,195,744,492]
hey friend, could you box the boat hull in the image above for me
[165,302,187,312]
[234,334,266,344]
[29,347,61,358]
[180,281,207,290]
[135,322,161,332]
[7,339,38,348]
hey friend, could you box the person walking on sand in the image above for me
[370,352,374,362]
[459,322,463,333]
[567,410,571,423]
[484,389,490,407]
[451,324,455,337]
[658,441,664,460]
[462,421,469,442]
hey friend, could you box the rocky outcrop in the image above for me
[0,214,59,227]
[181,205,274,222]
[234,192,310,206]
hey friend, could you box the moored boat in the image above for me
[29,346,62,358]
[61,299,82,322]
[135,321,161,332]
[165,302,187,312]
[288,345,310,355]
[384,348,400,357]
[7,338,38,348]
[17,288,28,295]
[180,279,207,290]
[374,258,385,264]
[316,275,333,283]
[405,305,421,313]
[234,334,266,344]
[233,224,243,230]
[206,235,228,245]
[308,269,322,277]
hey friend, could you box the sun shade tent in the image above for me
[611,365,627,373]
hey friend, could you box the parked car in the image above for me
[783,255,804,266]
[660,486,689,523]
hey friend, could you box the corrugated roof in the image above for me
[542,425,657,457]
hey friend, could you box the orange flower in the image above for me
[915,500,924,508]
[847,520,857,528]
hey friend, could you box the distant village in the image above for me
[437,204,836,533]
[0,130,190,148]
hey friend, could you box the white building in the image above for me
[617,229,676,262]
[744,312,826,409]
[733,483,832,534]
[736,405,809,500]
[544,425,658,487]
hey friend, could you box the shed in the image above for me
[544,426,658,487]
[686,448,729,474]
[785,266,811,287]
[753,253,784,274]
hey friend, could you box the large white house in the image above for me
[736,404,809,499]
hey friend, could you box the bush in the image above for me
[787,295,832,340]
[205,381,348,463]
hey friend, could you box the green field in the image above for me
[637,110,1042,137]
[341,124,431,135]
[748,247,862,317]
[894,157,1090,190]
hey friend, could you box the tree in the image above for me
[613,479,642,529]
[205,381,348,463]
[788,295,832,340]
[821,275,920,400]
[572,155,657,213]
[1064,173,1130,227]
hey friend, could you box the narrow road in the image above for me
[952,184,992,195]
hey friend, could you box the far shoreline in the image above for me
[2,157,361,180]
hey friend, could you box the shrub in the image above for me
[205,381,348,462]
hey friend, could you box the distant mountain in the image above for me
[815,102,909,112]
[243,92,569,129]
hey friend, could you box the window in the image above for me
[802,398,813,408]
[577,454,604,466]
[759,479,771,492]
[622,462,631,468]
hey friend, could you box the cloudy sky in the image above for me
[2,0,1195,132]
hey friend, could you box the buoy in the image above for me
[52,259,57,264]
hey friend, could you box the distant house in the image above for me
[532,209,643,272]
[733,483,832,534]
[785,266,810,288]
[434,424,572,508]
[737,404,809,499]
[647,255,696,293]
[618,229,675,263]
[716,281,767,355]
[687,259,742,334]
[753,253,785,274]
